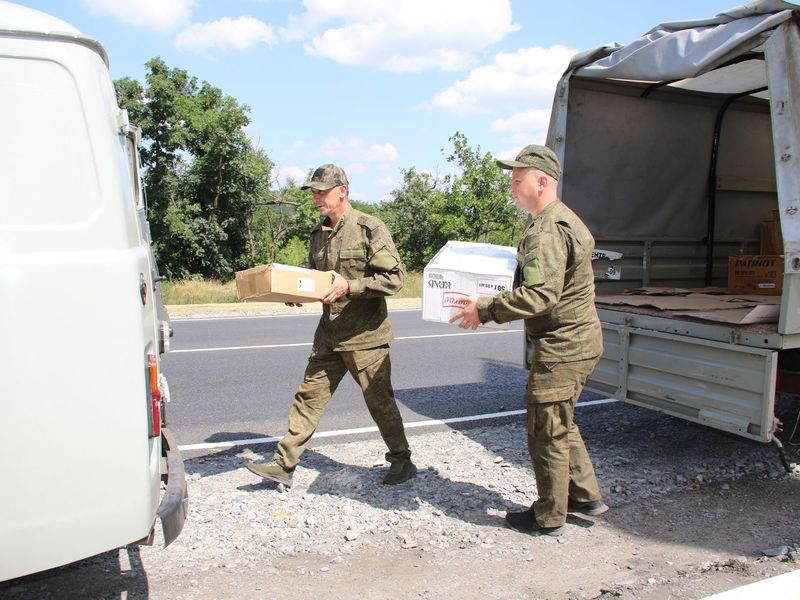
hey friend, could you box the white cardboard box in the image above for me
[422,241,516,329]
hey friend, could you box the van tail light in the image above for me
[146,354,161,438]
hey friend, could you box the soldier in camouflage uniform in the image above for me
[247,164,416,487]
[450,145,608,535]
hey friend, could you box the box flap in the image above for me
[596,289,780,324]
[672,305,779,325]
[426,241,516,275]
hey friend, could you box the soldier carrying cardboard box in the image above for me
[450,145,608,535]
[246,164,416,487]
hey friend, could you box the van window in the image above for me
[124,136,145,211]
[0,58,99,229]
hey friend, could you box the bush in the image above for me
[397,271,422,299]
[161,277,238,304]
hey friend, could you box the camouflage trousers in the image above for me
[526,357,603,528]
[274,343,411,469]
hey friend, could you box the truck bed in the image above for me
[590,293,784,442]
[594,291,788,350]
[595,297,778,335]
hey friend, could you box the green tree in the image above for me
[248,177,318,265]
[159,197,229,276]
[115,58,274,279]
[429,131,522,246]
[379,132,522,271]
[380,168,446,271]
[264,178,383,267]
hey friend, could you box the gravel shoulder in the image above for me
[4,401,799,600]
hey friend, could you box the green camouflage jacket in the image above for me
[309,205,405,351]
[476,200,602,362]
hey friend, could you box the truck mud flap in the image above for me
[156,427,188,546]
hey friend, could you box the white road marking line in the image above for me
[171,341,313,353]
[170,313,320,323]
[177,398,618,451]
[169,328,523,354]
[170,307,422,322]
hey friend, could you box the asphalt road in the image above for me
[162,309,530,449]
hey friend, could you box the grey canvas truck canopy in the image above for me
[544,1,800,443]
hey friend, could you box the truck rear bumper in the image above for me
[156,427,188,546]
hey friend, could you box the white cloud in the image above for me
[285,140,308,156]
[490,108,551,145]
[318,137,399,163]
[349,189,368,202]
[277,137,399,201]
[275,165,306,187]
[83,0,193,32]
[430,45,575,114]
[175,16,278,54]
[301,137,400,202]
[283,0,518,72]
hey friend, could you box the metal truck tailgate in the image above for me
[588,322,777,442]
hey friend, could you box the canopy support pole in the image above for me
[705,86,769,285]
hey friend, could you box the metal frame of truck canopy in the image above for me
[542,1,800,443]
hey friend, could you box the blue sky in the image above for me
[20,0,738,203]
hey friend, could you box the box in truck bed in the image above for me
[727,255,783,296]
[595,288,780,326]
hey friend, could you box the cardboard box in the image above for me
[422,241,516,329]
[235,263,333,303]
[727,255,783,296]
[760,217,783,255]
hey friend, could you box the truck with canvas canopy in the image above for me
[542,0,800,450]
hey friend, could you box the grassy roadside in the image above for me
[162,271,423,305]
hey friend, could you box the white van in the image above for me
[0,1,187,581]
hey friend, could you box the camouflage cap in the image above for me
[495,144,562,180]
[301,164,349,191]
